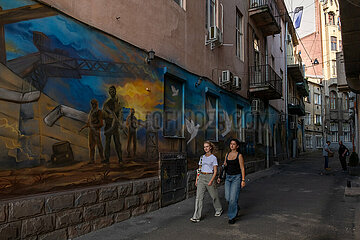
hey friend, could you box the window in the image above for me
[236,105,244,142]
[305,113,312,125]
[314,93,321,105]
[343,93,349,111]
[164,75,184,137]
[316,136,323,148]
[339,40,342,51]
[306,135,312,148]
[324,13,327,25]
[331,36,337,51]
[330,122,338,142]
[343,123,351,142]
[236,9,244,61]
[328,12,335,25]
[330,91,337,110]
[331,60,336,76]
[173,0,184,8]
[206,0,216,29]
[271,55,275,69]
[314,114,322,125]
[205,94,218,141]
[254,36,260,70]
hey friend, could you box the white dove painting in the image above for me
[185,118,200,144]
[221,110,232,137]
[171,85,179,96]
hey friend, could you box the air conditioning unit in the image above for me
[290,122,296,129]
[251,99,261,113]
[220,70,232,86]
[233,76,241,90]
[208,26,223,43]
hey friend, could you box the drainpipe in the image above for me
[285,21,289,159]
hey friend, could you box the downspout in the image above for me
[285,21,289,159]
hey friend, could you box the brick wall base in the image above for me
[0,177,160,239]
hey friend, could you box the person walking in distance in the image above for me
[190,141,223,223]
[126,108,138,157]
[217,139,246,224]
[338,140,349,171]
[323,141,333,171]
[79,99,104,163]
[103,86,123,163]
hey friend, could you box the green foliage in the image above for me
[349,152,359,167]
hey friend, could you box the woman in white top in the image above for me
[190,141,223,223]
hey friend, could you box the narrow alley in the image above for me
[76,151,359,240]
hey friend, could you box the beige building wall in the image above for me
[319,0,342,88]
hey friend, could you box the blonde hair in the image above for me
[204,141,216,154]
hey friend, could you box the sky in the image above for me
[284,0,316,38]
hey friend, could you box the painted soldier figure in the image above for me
[79,99,104,163]
[126,108,138,157]
[103,86,123,163]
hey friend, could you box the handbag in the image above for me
[328,152,334,157]
[196,155,203,176]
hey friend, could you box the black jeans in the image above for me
[339,156,347,170]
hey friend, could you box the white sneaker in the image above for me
[190,217,200,223]
[215,209,223,217]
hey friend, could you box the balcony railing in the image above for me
[288,96,305,116]
[249,64,282,100]
[249,0,281,36]
[288,53,305,82]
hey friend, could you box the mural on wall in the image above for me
[0,0,287,199]
[0,0,165,198]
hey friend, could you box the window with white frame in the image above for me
[343,123,351,142]
[314,114,322,125]
[316,136,323,148]
[314,93,321,105]
[330,122,338,142]
[207,0,216,29]
[236,9,244,61]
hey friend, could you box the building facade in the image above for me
[0,0,299,238]
[319,0,353,150]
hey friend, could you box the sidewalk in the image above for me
[75,151,358,240]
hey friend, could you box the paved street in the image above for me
[76,151,360,240]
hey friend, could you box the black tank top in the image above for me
[226,152,241,175]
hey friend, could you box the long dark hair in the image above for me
[229,138,241,153]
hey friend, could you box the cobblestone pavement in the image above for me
[76,151,359,240]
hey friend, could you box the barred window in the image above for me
[343,123,351,142]
[330,122,338,142]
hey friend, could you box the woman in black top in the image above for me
[218,139,246,224]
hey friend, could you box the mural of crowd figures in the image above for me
[0,0,287,199]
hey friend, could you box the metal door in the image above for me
[160,152,187,207]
